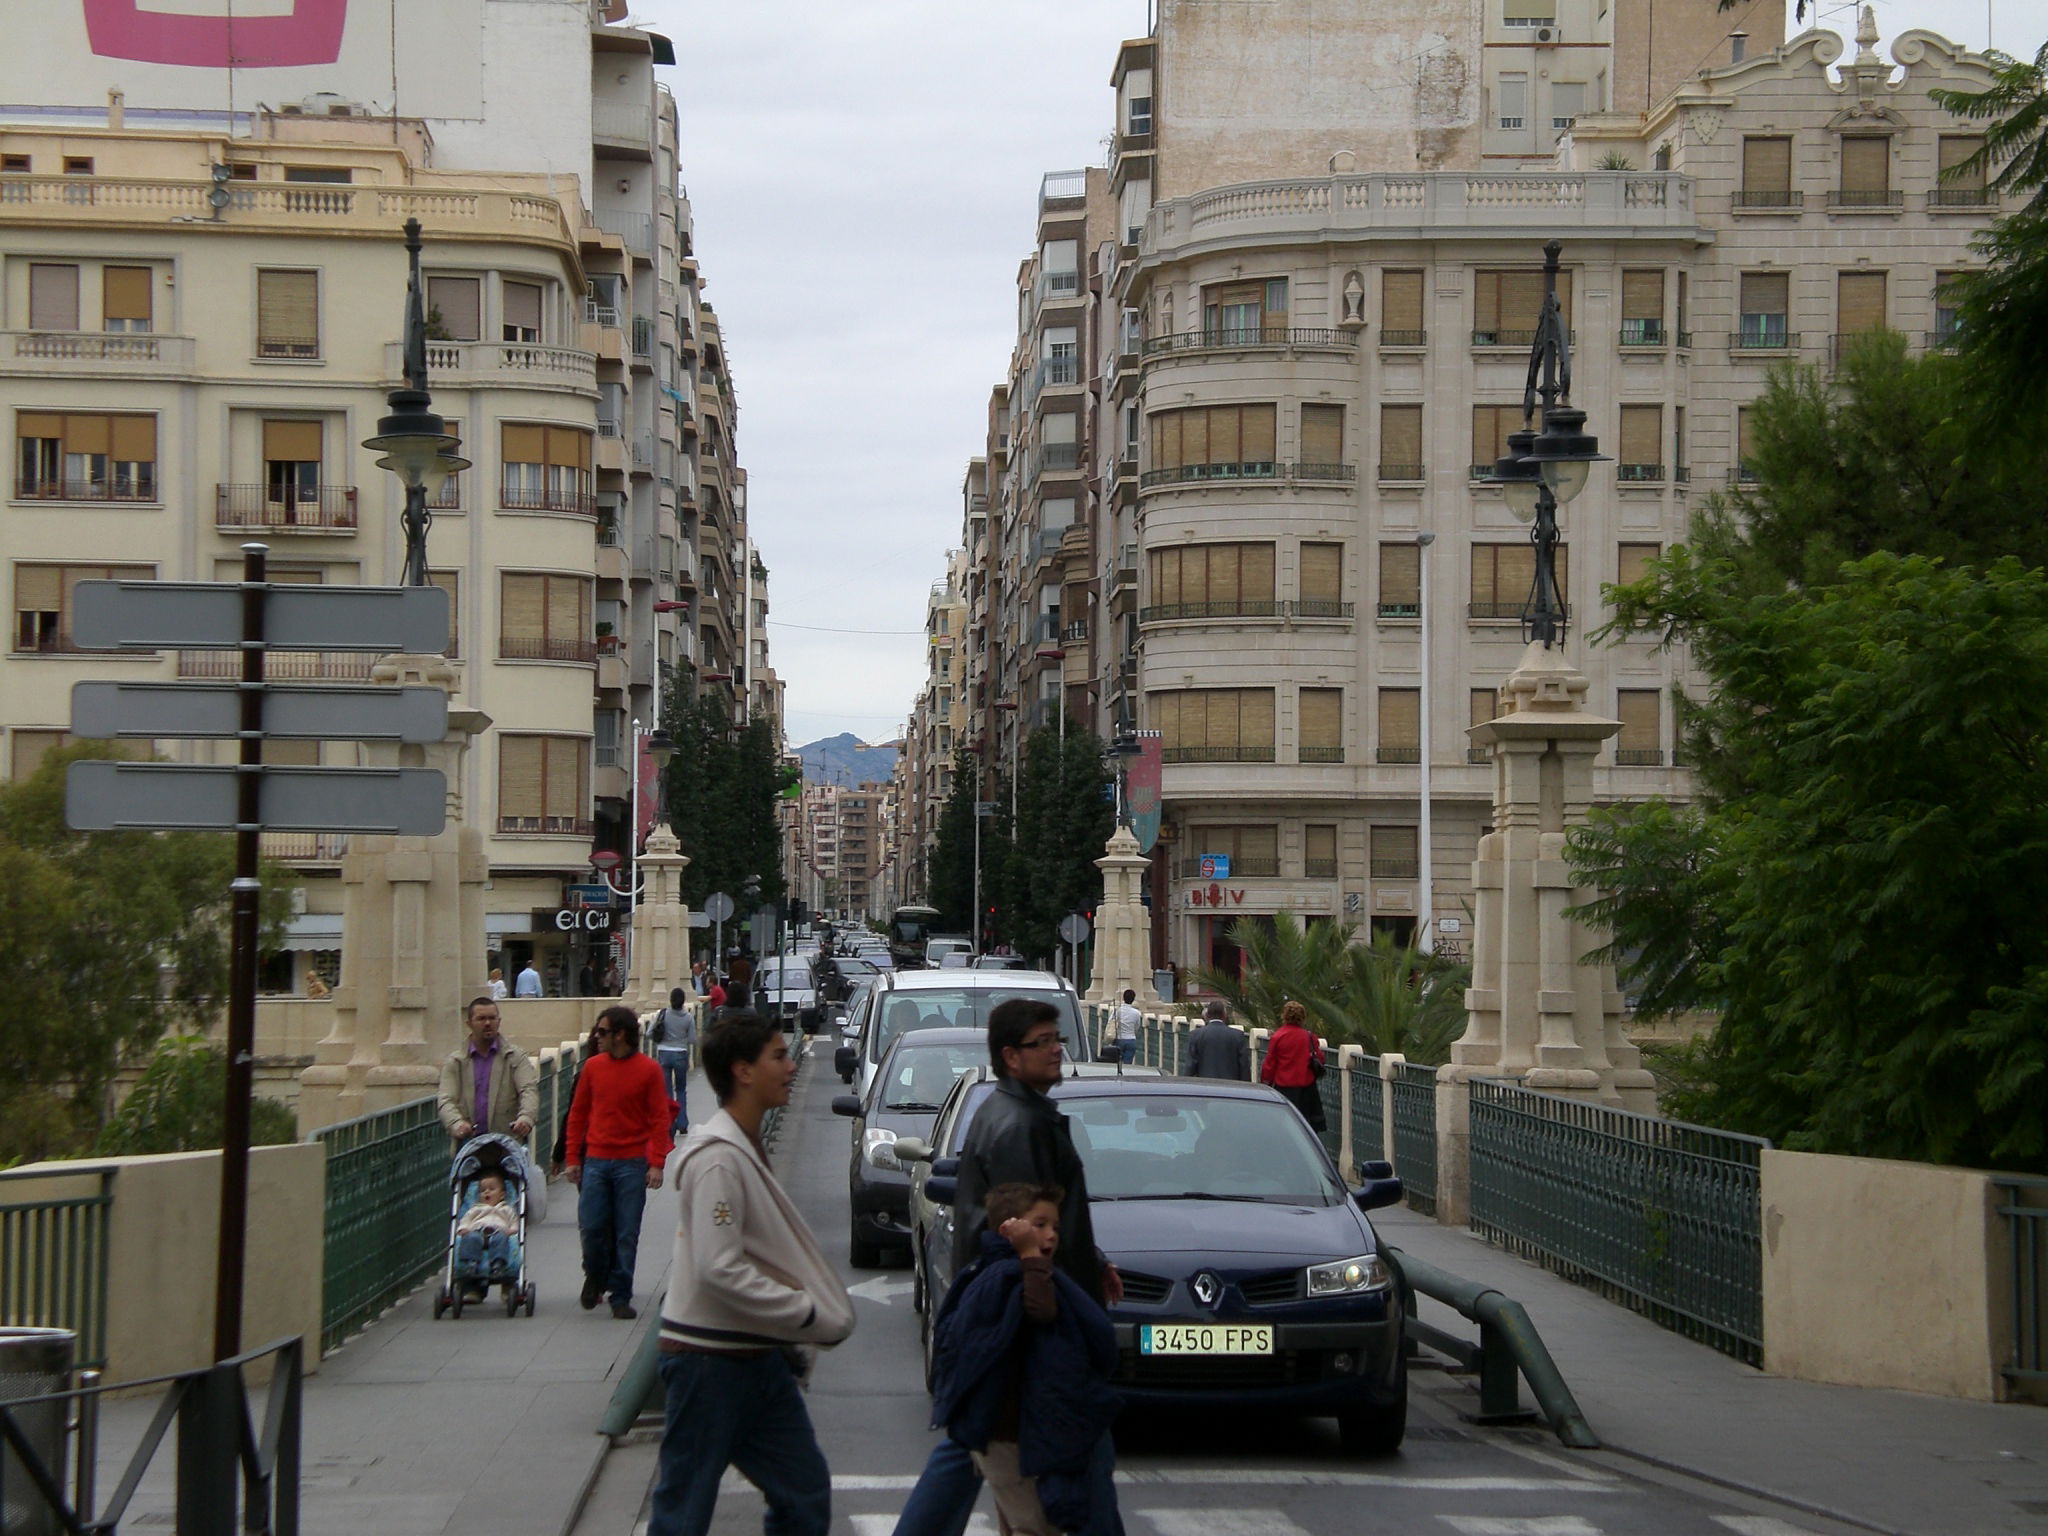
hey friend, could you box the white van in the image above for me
[923,936,973,968]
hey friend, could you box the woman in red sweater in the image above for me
[564,1006,677,1318]
[1259,1000,1327,1131]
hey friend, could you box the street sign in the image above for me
[72,580,449,653]
[66,761,446,836]
[1058,913,1092,945]
[703,891,736,922]
[565,883,614,909]
[71,681,447,743]
[1200,853,1232,880]
[976,800,1001,814]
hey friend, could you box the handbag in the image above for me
[1308,1043,1327,1080]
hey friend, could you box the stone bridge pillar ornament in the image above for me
[1083,826,1160,1009]
[626,821,693,1016]
[1433,642,1656,1221]
[297,654,490,1131]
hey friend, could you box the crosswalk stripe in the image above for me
[1710,1518,1823,1536]
[850,1516,998,1536]
[716,1470,1630,1495]
[1142,1509,1317,1536]
[1437,1519,1606,1535]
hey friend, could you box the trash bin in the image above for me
[1152,968,1176,1004]
[0,1327,75,1536]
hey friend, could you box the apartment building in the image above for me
[902,552,968,903]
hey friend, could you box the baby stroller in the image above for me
[433,1132,539,1320]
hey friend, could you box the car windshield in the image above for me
[838,960,878,977]
[878,1041,984,1111]
[874,988,1084,1061]
[1066,1094,1345,1206]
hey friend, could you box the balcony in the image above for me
[1469,602,1568,621]
[1619,320,1667,347]
[1731,189,1803,210]
[1304,858,1339,878]
[1376,464,1424,484]
[632,316,656,360]
[6,330,196,376]
[1473,329,1574,349]
[1142,326,1358,359]
[1826,189,1904,211]
[1140,600,1282,624]
[498,636,598,664]
[1614,748,1666,766]
[1299,746,1346,764]
[179,650,376,680]
[1616,464,1665,484]
[1040,270,1082,301]
[500,486,598,518]
[1370,859,1420,879]
[1376,745,1420,764]
[1729,328,1798,354]
[387,341,596,396]
[1290,599,1354,620]
[592,101,653,156]
[497,815,594,838]
[215,485,357,532]
[584,300,621,329]
[259,832,350,862]
[1377,601,1420,619]
[15,473,157,504]
[1291,461,1357,484]
[1378,330,1427,349]
[1062,620,1089,643]
[1136,460,1283,491]
[1928,187,1996,210]
[1162,745,1276,764]
[1037,356,1080,389]
[593,208,655,252]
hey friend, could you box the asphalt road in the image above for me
[598,1035,1865,1536]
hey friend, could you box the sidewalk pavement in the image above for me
[1375,1205,2048,1536]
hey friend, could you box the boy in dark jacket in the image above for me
[929,1184,1120,1535]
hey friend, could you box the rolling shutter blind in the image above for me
[1841,138,1889,193]
[1617,691,1661,751]
[1240,690,1274,749]
[503,282,542,334]
[267,568,322,584]
[427,276,480,340]
[1939,135,1985,189]
[1305,824,1336,865]
[257,270,318,343]
[1241,405,1277,462]
[546,576,586,642]
[1471,688,1499,729]
[1151,547,1181,607]
[502,424,545,464]
[16,566,62,611]
[1181,410,1209,466]
[1299,689,1342,750]
[110,416,155,461]
[545,427,590,470]
[1159,691,1191,749]
[1373,825,1417,871]
[1204,546,1240,606]
[1473,405,1518,467]
[499,736,544,819]
[1619,405,1661,466]
[1382,270,1423,331]
[1379,542,1419,608]
[1380,404,1421,468]
[18,413,62,441]
[1378,689,1420,749]
[1837,271,1886,332]
[1300,543,1342,604]
[1474,543,1538,606]
[542,737,583,822]
[263,420,322,461]
[1742,137,1791,191]
[1740,272,1788,315]
[1737,407,1755,464]
[501,574,546,647]
[1620,270,1663,321]
[11,730,68,782]
[1500,271,1545,332]
[1150,412,1182,470]
[29,265,79,330]
[1618,543,1660,584]
[62,415,110,455]
[102,266,151,325]
[1240,543,1275,602]
[1300,404,1343,464]
[1209,408,1240,465]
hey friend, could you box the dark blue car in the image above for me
[901,1075,1407,1454]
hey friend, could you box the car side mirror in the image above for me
[1352,1178,1404,1212]
[834,1045,856,1077]
[830,1094,862,1118]
[1357,1159,1394,1181]
[894,1136,933,1163]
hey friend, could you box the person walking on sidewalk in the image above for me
[650,1009,856,1536]
[564,1006,674,1319]
[1108,990,1141,1065]
[435,997,537,1145]
[1259,999,1326,1131]
[652,986,698,1137]
[1181,1000,1251,1081]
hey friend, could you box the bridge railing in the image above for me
[1388,1061,1439,1213]
[0,1166,113,1369]
[1347,1056,1384,1170]
[1997,1175,2048,1396]
[313,1096,448,1353]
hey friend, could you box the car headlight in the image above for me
[863,1128,901,1171]
[1305,1253,1390,1296]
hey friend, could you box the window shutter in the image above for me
[1737,406,1755,464]
[262,419,322,462]
[267,567,322,584]
[1379,689,1420,749]
[1474,272,1502,335]
[1207,545,1241,607]
[29,265,79,331]
[1242,690,1275,750]
[1500,271,1546,333]
[1617,543,1660,584]
[1382,270,1424,332]
[15,566,62,611]
[1470,688,1499,729]
[1299,688,1341,749]
[1242,404,1276,462]
[1617,690,1661,752]
[1176,691,1206,750]
[1939,134,1986,189]
[543,737,584,823]
[1380,404,1421,469]
[1473,405,1516,468]
[1482,543,1537,606]
[63,414,111,456]
[1200,690,1234,751]
[499,736,544,820]
[1618,405,1661,466]
[1150,412,1182,470]
[427,276,481,340]
[428,570,460,655]
[11,729,68,782]
[1148,548,1171,606]
[1243,824,1278,864]
[502,424,545,464]
[501,573,546,647]
[110,415,156,462]
[1207,407,1241,465]
[1305,824,1337,866]
[18,413,62,441]
[1181,409,1210,467]
[1373,825,1417,872]
[1841,137,1889,193]
[545,427,591,470]
[1742,136,1792,191]
[1740,271,1788,315]
[257,270,318,346]
[1837,271,1886,333]
[1620,270,1663,322]
[1300,404,1343,464]
[1378,542,1419,608]
[503,281,543,334]
[1152,691,1181,749]
[102,266,152,326]
[545,575,586,644]
[1240,542,1275,602]
[1301,542,1343,604]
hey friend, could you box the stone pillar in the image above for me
[297,656,490,1132]
[1434,642,1657,1220]
[1083,826,1162,1009]
[626,821,693,1016]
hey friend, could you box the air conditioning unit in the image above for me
[1535,26,1560,43]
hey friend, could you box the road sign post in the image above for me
[703,891,735,983]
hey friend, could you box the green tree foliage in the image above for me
[927,751,1001,935]
[659,690,787,919]
[1000,726,1114,964]
[95,1035,299,1155]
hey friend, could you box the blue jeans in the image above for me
[657,1047,690,1134]
[1115,1039,1137,1064]
[454,1230,515,1279]
[893,1431,1122,1536]
[648,1349,831,1536]
[577,1158,647,1303]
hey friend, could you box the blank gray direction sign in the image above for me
[71,682,447,743]
[71,581,449,653]
[67,761,446,836]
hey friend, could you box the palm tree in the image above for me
[1304,930,1470,1065]
[1182,911,1352,1030]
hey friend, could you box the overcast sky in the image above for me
[637,0,2048,750]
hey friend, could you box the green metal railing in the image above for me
[1314,1061,1343,1158]
[1388,1061,1438,1214]
[1348,1056,1384,1171]
[1996,1175,2048,1393]
[314,1096,449,1353]
[1467,1077,1769,1365]
[0,1166,113,1368]
[1156,1018,1184,1074]
[530,1050,567,1166]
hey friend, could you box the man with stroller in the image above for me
[437,997,538,1144]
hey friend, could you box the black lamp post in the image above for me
[1488,240,1608,648]
[364,219,469,588]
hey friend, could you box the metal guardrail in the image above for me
[1467,1077,1768,1365]
[1348,1058,1384,1172]
[1388,1062,1438,1214]
[1996,1175,2048,1392]
[0,1335,302,1536]
[1315,1064,1343,1159]
[531,1051,568,1174]
[0,1169,113,1369]
[312,1096,448,1354]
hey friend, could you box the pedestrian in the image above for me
[1109,989,1141,1064]
[705,973,728,1018]
[486,966,509,1001]
[564,1006,674,1319]
[435,996,538,1145]
[929,1183,1120,1536]
[652,986,698,1137]
[1259,999,1327,1131]
[896,998,1125,1536]
[514,959,542,998]
[579,960,598,998]
[303,968,331,999]
[604,959,624,996]
[649,1009,855,1536]
[551,1020,608,1174]
[1181,999,1251,1081]
[691,960,711,996]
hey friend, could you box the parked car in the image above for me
[832,968,1092,1099]
[831,1027,987,1266]
[897,1075,1408,1455]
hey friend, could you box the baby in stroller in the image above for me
[436,1132,539,1319]
[454,1174,518,1300]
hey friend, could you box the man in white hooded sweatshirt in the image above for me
[651,1009,856,1536]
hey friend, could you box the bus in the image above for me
[887,905,941,968]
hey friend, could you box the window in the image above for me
[1371,824,1418,880]
[1377,688,1420,763]
[1616,690,1663,765]
[1737,272,1790,348]
[1200,278,1287,342]
[1471,403,1522,478]
[90,266,154,334]
[1934,270,1965,345]
[1147,403,1278,482]
[1618,542,1660,588]
[1836,271,1886,350]
[497,734,590,836]
[10,729,68,781]
[427,416,464,509]
[502,280,543,343]
[14,562,151,653]
[1472,542,1568,620]
[1304,824,1339,878]
[0,155,28,173]
[1673,406,1687,480]
[499,572,594,663]
[1151,688,1276,763]
[1468,689,1499,762]
[1184,824,1279,877]
[1127,95,1153,135]
[1474,268,1570,346]
[1378,542,1420,618]
[1735,406,1758,483]
[1836,137,1895,207]
[1299,542,1344,617]
[63,157,93,176]
[1551,81,1585,133]
[501,423,594,515]
[1617,404,1663,481]
[1381,269,1425,346]
[426,569,461,658]
[1738,136,1796,207]
[1299,403,1345,474]
[16,412,156,501]
[1620,270,1665,344]
[1498,74,1527,131]
[1146,543,1277,618]
[256,269,319,358]
[282,166,351,184]
[1299,689,1343,764]
[1676,271,1690,340]
[427,276,481,341]
[262,419,323,512]
[1935,135,1989,205]
[1041,239,1080,298]
[29,264,79,331]
[1378,403,1422,481]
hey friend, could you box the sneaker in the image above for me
[580,1278,603,1310]
[462,1285,487,1304]
[611,1300,637,1320]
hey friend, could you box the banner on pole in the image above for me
[1128,730,1163,854]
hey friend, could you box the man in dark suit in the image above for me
[1182,1000,1251,1081]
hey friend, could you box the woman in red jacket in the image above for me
[1259,1000,1326,1131]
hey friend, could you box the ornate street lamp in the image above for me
[363,219,469,588]
[1488,240,1608,647]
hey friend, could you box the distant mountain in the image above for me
[796,733,900,788]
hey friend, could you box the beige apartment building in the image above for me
[902,550,968,903]
[927,9,1996,979]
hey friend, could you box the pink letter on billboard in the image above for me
[84,0,349,68]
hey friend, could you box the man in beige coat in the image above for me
[437,997,539,1144]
